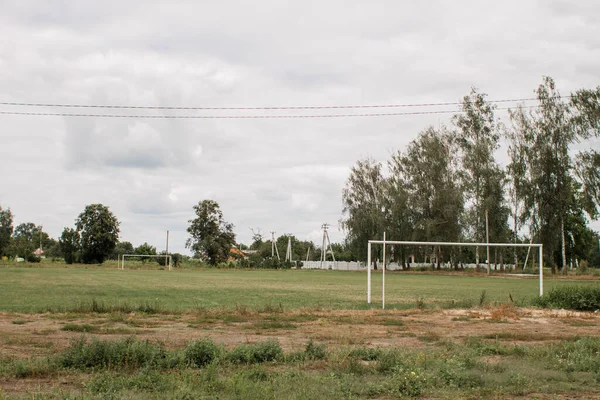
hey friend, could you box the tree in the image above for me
[341,158,385,262]
[186,200,236,265]
[454,88,503,271]
[60,227,80,264]
[134,242,157,262]
[389,127,464,268]
[508,77,600,274]
[110,241,134,260]
[0,205,13,257]
[75,204,120,264]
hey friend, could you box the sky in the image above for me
[1,0,599,255]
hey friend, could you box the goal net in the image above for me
[367,235,544,309]
[120,254,172,271]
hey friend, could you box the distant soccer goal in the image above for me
[120,254,172,271]
[367,235,544,309]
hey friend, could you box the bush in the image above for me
[533,284,600,311]
[305,340,327,360]
[59,337,167,370]
[26,253,41,263]
[185,338,221,367]
[227,339,283,364]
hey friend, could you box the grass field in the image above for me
[2,265,600,399]
[0,266,593,313]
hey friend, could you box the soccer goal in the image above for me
[367,234,544,309]
[120,254,172,271]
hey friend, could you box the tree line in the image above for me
[0,199,350,268]
[341,77,600,273]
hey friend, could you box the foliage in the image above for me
[185,338,221,367]
[533,284,600,311]
[0,205,13,257]
[134,242,157,262]
[155,251,183,267]
[59,336,166,370]
[59,227,80,264]
[227,339,283,364]
[341,158,385,261]
[186,200,236,265]
[454,88,508,267]
[75,204,120,264]
[110,241,134,260]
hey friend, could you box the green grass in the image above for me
[3,336,600,399]
[0,266,598,313]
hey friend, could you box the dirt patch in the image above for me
[0,307,599,361]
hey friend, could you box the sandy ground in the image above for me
[1,306,598,359]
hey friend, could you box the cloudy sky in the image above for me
[1,0,599,254]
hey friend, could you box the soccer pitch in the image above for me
[0,267,594,313]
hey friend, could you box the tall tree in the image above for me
[341,158,385,262]
[75,204,120,264]
[453,88,502,271]
[389,127,463,268]
[186,200,236,265]
[0,205,13,257]
[509,77,600,273]
[506,106,531,268]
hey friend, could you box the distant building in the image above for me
[33,248,45,259]
[228,247,247,261]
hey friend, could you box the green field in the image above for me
[0,266,595,313]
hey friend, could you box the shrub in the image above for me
[59,337,166,370]
[227,339,283,364]
[533,285,600,311]
[185,338,221,367]
[305,340,327,360]
[26,254,41,263]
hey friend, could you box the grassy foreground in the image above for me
[0,265,598,313]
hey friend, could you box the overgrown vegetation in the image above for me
[534,284,600,311]
[2,335,600,398]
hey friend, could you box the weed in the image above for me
[227,339,283,364]
[184,338,221,367]
[58,336,167,370]
[479,290,488,306]
[305,339,327,360]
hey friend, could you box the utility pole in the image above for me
[39,225,43,250]
[285,233,293,262]
[166,230,170,270]
[320,223,335,268]
[271,231,280,261]
[486,208,490,275]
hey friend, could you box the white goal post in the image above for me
[367,234,544,309]
[120,254,172,271]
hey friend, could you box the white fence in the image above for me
[302,261,366,271]
[302,261,517,271]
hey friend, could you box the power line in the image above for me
[0,97,554,111]
[0,106,537,119]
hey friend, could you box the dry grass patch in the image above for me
[489,304,520,322]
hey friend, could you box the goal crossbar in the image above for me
[120,254,172,271]
[367,238,544,309]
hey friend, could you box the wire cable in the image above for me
[0,106,537,119]
[0,97,551,111]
